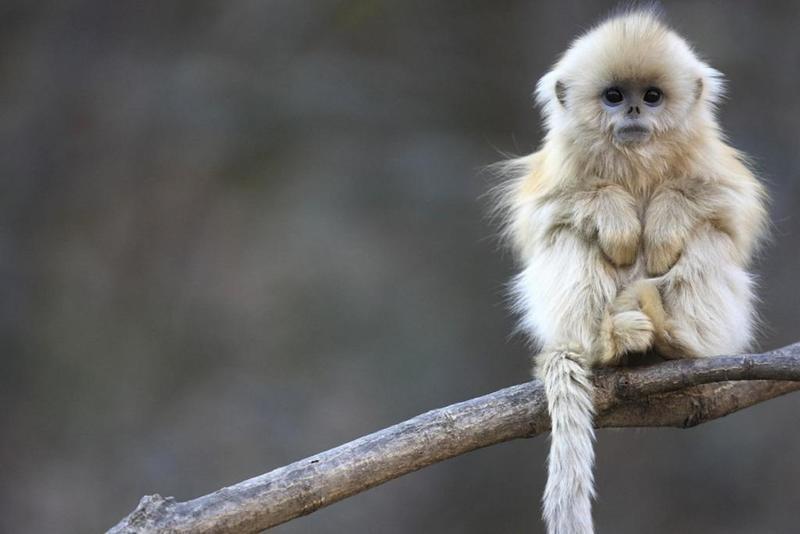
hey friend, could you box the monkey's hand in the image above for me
[597,213,642,267]
[572,183,641,267]
[643,185,699,276]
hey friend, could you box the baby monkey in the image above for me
[496,9,767,534]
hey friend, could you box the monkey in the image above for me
[493,9,767,534]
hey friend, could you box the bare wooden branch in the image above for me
[109,343,800,534]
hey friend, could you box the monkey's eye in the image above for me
[602,88,624,105]
[643,88,663,105]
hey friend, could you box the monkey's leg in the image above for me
[651,222,757,358]
[515,230,651,368]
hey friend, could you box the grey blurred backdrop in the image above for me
[2,1,799,533]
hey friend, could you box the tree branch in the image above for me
[108,343,800,534]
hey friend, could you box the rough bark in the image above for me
[109,342,800,534]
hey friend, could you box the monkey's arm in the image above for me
[706,159,768,265]
[642,179,705,276]
[644,161,766,276]
[562,182,642,267]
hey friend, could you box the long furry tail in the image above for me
[538,347,596,534]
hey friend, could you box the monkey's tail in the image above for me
[538,347,596,534]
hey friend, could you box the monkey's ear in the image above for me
[694,78,704,101]
[555,80,567,106]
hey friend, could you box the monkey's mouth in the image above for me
[614,124,652,145]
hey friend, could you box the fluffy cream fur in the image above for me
[495,9,767,534]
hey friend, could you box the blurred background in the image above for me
[2,1,799,532]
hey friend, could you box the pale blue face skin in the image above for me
[601,84,664,145]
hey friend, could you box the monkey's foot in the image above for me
[597,310,654,365]
[612,279,691,360]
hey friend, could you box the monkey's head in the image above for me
[536,10,723,152]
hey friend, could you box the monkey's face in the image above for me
[536,12,723,154]
[557,64,709,152]
[600,84,664,146]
